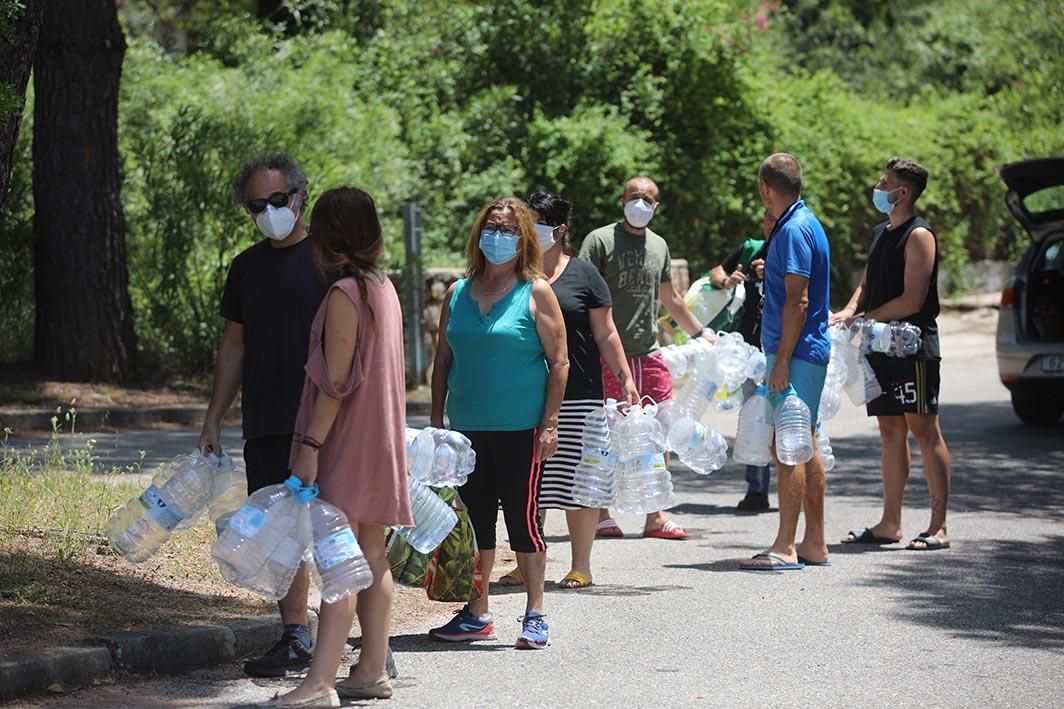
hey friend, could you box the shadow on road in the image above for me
[866,534,1064,654]
[673,401,1064,517]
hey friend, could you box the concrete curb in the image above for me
[0,400,432,434]
[0,614,317,702]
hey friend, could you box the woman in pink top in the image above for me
[271,187,412,707]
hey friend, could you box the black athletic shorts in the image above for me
[243,434,294,493]
[865,356,941,417]
[457,429,546,554]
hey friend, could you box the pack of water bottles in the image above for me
[817,324,884,424]
[404,426,475,487]
[851,317,921,358]
[612,399,677,514]
[108,450,247,563]
[392,477,459,553]
[212,475,374,603]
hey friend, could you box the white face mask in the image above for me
[623,198,655,229]
[534,223,559,252]
[255,201,298,241]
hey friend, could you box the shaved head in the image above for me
[622,176,659,203]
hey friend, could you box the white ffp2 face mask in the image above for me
[255,202,298,241]
[623,198,655,229]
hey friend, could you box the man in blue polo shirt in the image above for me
[740,153,832,571]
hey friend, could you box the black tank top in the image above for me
[863,215,940,358]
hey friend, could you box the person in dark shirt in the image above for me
[833,157,952,552]
[198,153,330,677]
[707,212,774,512]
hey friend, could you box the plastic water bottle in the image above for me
[309,498,374,604]
[845,355,884,405]
[427,428,475,487]
[816,428,835,472]
[733,385,775,467]
[658,344,689,381]
[212,475,316,600]
[712,332,750,391]
[108,452,215,563]
[665,414,728,475]
[854,318,922,357]
[206,453,248,535]
[674,345,718,421]
[570,405,618,507]
[818,384,841,422]
[405,427,435,481]
[745,349,767,384]
[394,478,458,553]
[773,388,814,466]
[613,404,675,514]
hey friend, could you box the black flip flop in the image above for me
[906,534,951,551]
[842,527,899,545]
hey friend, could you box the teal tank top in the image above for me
[446,278,547,431]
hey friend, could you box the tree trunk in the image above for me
[0,0,46,211]
[32,0,135,382]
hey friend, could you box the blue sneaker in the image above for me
[515,611,549,649]
[428,604,496,642]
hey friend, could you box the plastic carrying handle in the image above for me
[284,474,321,504]
[766,384,797,407]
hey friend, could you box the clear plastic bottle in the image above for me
[405,427,435,481]
[818,384,841,422]
[658,344,689,381]
[108,452,215,563]
[712,332,750,391]
[205,452,248,535]
[394,477,458,553]
[212,475,316,600]
[666,415,728,475]
[854,318,922,357]
[774,388,814,466]
[613,404,675,514]
[845,355,884,405]
[570,405,618,507]
[733,385,775,467]
[309,498,374,604]
[816,428,835,472]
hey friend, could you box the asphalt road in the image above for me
[8,309,1064,708]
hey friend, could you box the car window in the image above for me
[1037,241,1064,272]
[1024,185,1064,216]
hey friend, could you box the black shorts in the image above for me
[457,429,546,554]
[865,356,941,417]
[243,434,294,493]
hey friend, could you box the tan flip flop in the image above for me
[558,570,592,589]
[498,566,524,586]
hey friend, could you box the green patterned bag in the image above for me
[423,498,483,603]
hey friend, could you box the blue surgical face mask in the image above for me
[872,187,901,215]
[479,229,519,265]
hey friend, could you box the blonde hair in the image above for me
[464,197,543,281]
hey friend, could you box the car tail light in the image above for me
[1001,374,1019,384]
[1000,285,1017,308]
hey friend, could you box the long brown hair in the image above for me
[309,186,384,330]
[465,197,543,281]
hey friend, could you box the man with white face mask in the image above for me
[198,153,331,677]
[578,176,707,541]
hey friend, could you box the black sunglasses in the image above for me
[246,189,298,215]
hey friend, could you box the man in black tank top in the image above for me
[833,157,953,552]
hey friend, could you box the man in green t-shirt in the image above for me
[708,212,774,512]
[579,176,707,541]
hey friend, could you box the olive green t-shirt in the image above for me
[578,223,673,358]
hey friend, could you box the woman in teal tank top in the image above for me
[429,197,569,650]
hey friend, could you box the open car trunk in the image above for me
[1027,234,1064,342]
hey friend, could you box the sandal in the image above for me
[642,520,689,540]
[557,570,592,589]
[595,518,624,538]
[498,566,524,586]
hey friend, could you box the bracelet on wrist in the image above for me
[298,434,323,450]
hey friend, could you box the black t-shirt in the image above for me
[220,238,331,439]
[721,239,770,347]
[550,257,613,400]
[863,215,941,359]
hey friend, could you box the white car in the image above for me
[996,157,1064,424]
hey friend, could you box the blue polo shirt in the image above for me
[761,200,831,366]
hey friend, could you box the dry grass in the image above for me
[0,365,213,411]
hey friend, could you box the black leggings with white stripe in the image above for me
[457,429,546,553]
